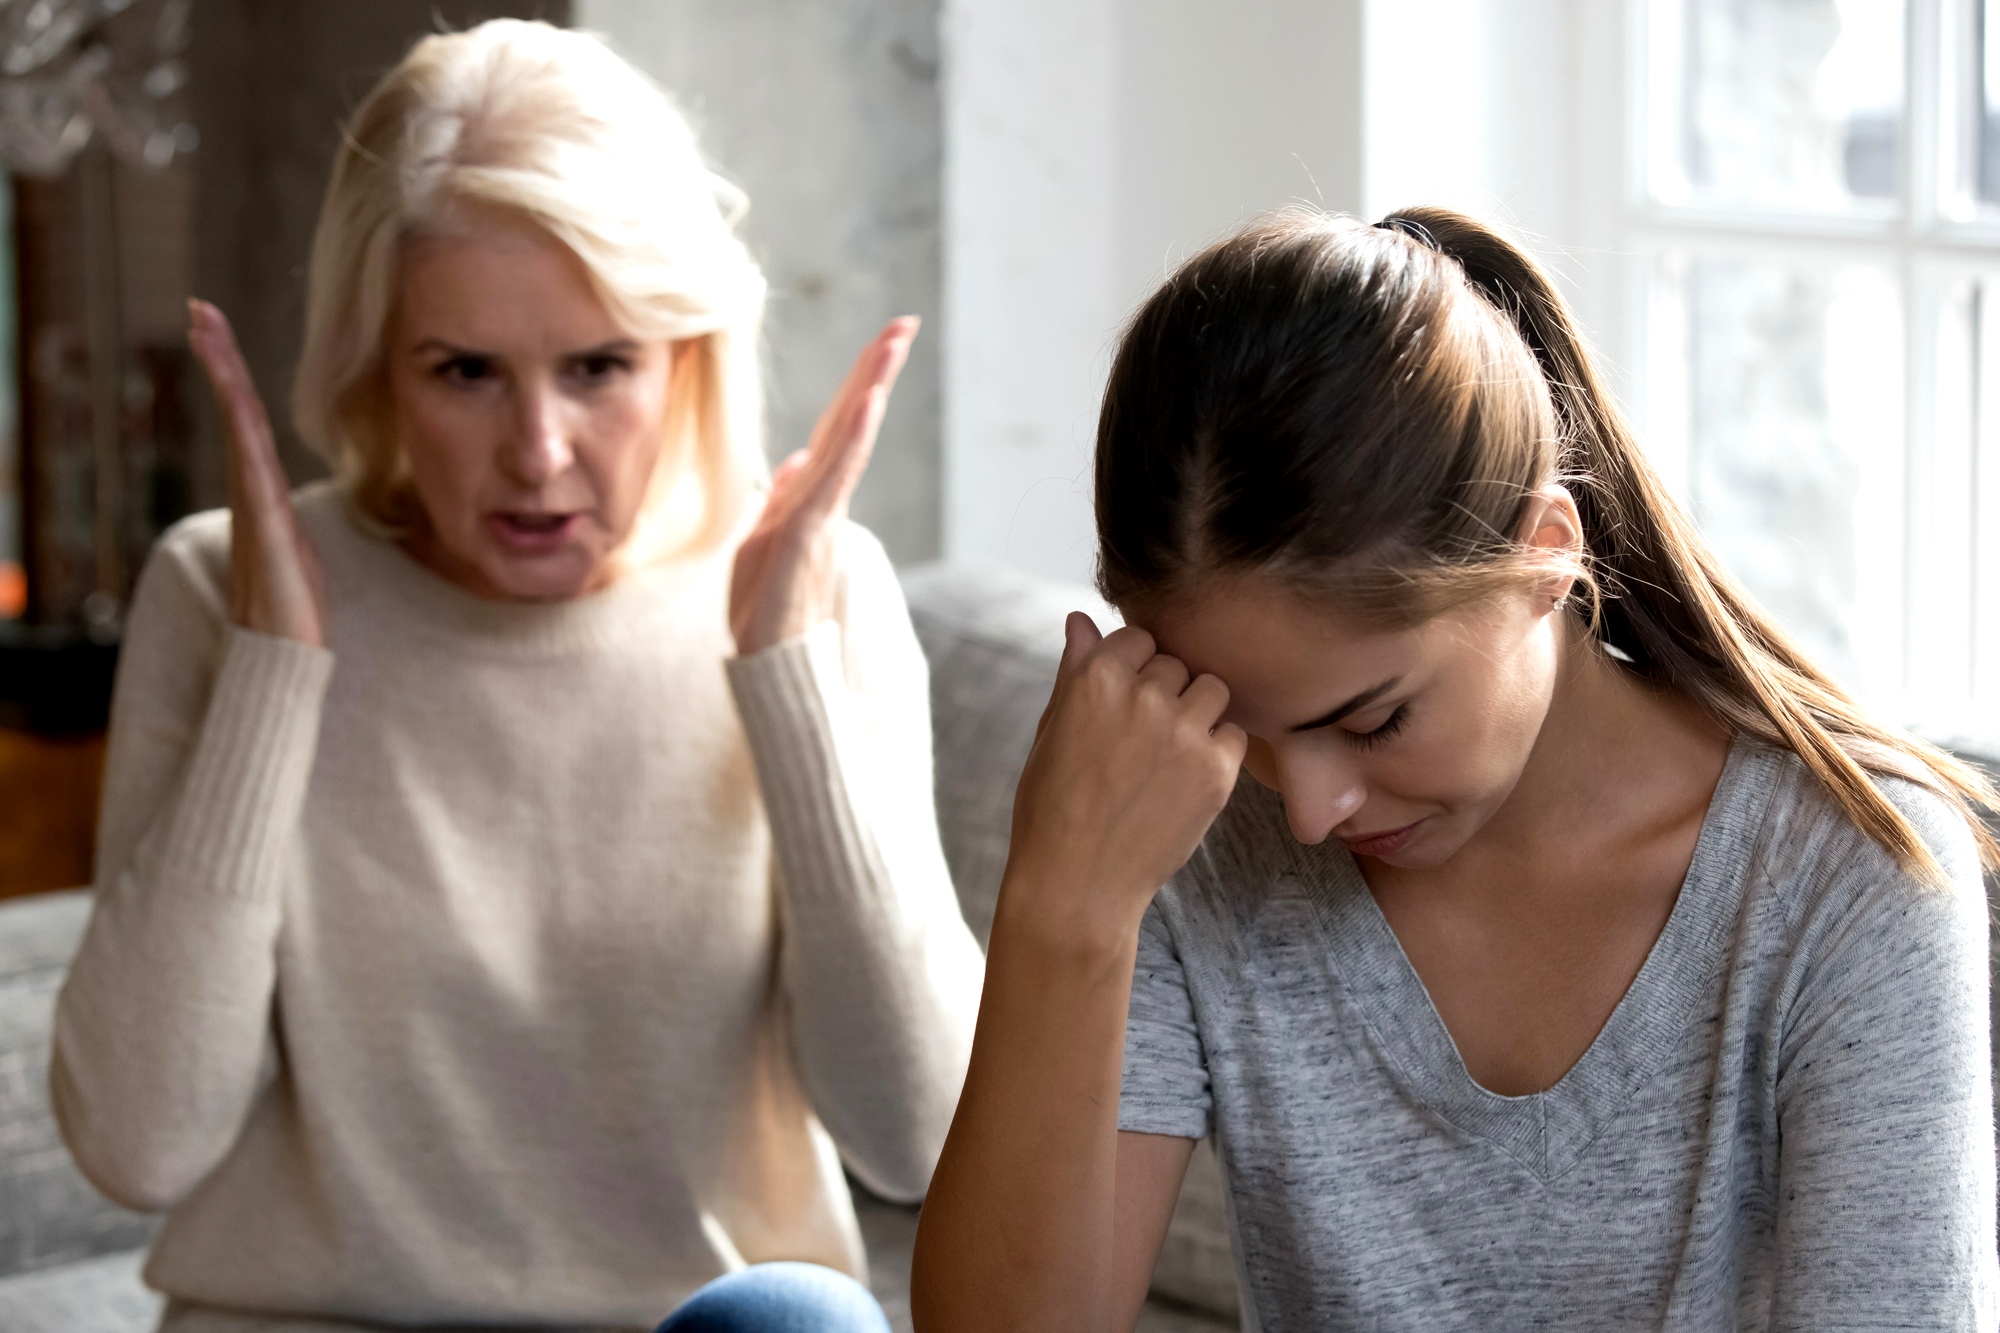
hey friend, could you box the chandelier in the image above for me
[0,0,192,177]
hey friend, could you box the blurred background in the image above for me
[0,0,1994,894]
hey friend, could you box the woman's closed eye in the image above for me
[1342,703,1410,751]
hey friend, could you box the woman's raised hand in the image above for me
[730,317,918,656]
[1000,613,1248,939]
[188,300,326,647]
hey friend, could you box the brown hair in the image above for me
[1094,205,1999,880]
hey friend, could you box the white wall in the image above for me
[575,0,946,565]
[941,0,1364,586]
[942,0,1612,584]
[938,0,1123,586]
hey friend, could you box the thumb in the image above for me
[1058,611,1102,679]
[1032,611,1105,749]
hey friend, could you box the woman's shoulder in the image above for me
[1744,739,1987,965]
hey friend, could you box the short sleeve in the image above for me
[1119,899,1212,1140]
[1766,784,1999,1326]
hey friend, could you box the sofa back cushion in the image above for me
[902,564,1116,945]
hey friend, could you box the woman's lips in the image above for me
[1341,820,1422,858]
[485,511,583,556]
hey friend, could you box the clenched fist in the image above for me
[999,613,1248,941]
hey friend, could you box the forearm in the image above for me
[778,875,984,1198]
[51,870,283,1211]
[729,622,983,1195]
[911,888,1139,1333]
[51,626,326,1209]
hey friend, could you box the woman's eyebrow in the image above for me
[565,338,641,358]
[410,337,494,358]
[1289,676,1403,732]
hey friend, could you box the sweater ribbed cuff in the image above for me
[156,627,334,903]
[726,621,883,907]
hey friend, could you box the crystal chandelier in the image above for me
[0,0,192,177]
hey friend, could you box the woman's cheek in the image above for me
[401,394,491,508]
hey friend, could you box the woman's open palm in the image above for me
[188,300,326,647]
[730,317,917,656]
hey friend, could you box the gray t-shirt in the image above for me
[1121,737,1998,1330]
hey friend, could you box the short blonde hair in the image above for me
[292,19,767,551]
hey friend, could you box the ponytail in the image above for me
[1387,207,1998,881]
[1096,204,1998,881]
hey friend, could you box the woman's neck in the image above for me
[1475,621,1732,868]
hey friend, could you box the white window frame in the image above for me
[1606,0,2000,753]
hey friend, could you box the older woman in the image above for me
[50,20,982,1332]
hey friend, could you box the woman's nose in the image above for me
[1274,749,1368,846]
[504,384,575,484]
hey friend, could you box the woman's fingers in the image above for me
[190,298,325,647]
[1211,720,1250,766]
[754,448,815,533]
[729,318,918,656]
[189,301,287,511]
[1036,612,1106,746]
[1136,654,1191,695]
[798,317,918,522]
[1182,673,1232,728]
[1095,625,1160,674]
[189,301,270,444]
[1056,612,1104,677]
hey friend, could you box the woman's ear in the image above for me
[1514,483,1584,609]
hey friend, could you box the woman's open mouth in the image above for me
[486,511,583,555]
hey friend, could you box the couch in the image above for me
[0,565,1241,1332]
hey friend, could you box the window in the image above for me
[1631,0,2000,747]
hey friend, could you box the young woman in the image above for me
[912,207,2000,1330]
[52,20,981,1332]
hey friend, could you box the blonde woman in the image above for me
[51,20,981,1332]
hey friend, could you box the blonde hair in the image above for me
[292,18,768,552]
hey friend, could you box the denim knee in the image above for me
[655,1261,890,1333]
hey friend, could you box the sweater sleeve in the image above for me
[724,524,985,1202]
[1767,787,2000,1330]
[49,516,333,1212]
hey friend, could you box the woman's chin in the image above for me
[466,546,606,602]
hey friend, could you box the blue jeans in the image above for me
[654,1262,891,1333]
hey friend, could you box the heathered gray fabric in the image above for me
[1121,737,1999,1331]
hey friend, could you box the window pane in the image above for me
[1976,280,2000,719]
[1652,0,1905,211]
[1677,255,1904,697]
[1982,0,2000,204]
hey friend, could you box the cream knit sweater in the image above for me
[49,481,985,1331]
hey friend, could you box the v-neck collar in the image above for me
[1283,734,1780,1180]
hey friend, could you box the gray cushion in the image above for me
[0,1248,160,1333]
[903,563,1118,945]
[0,890,156,1280]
